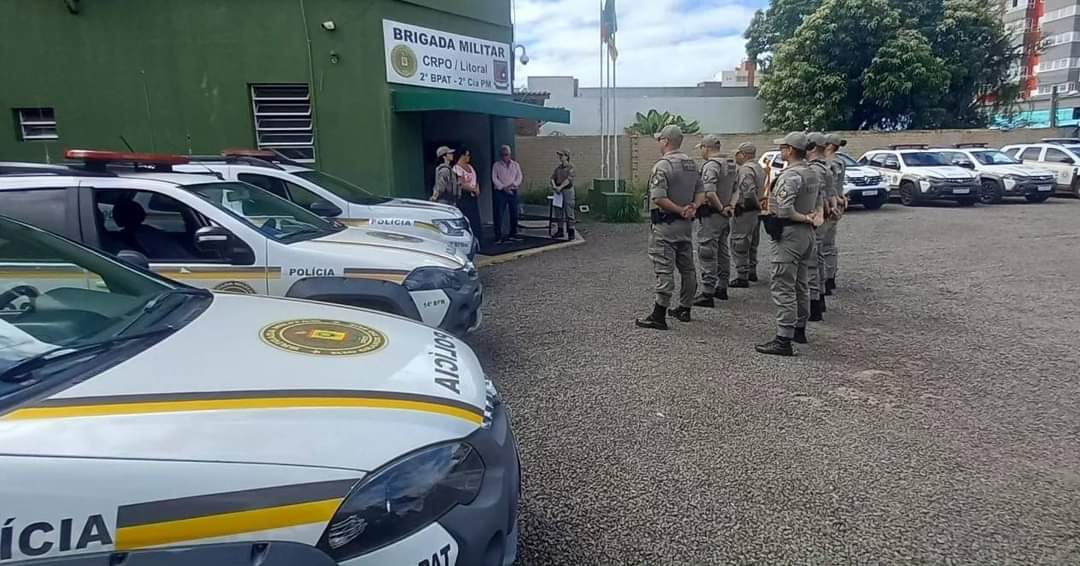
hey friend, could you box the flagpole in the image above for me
[599,0,607,179]
[613,53,619,191]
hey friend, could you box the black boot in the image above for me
[693,295,715,308]
[820,296,827,313]
[635,304,669,330]
[749,273,759,282]
[809,299,824,322]
[568,228,576,240]
[825,278,836,294]
[666,306,691,322]
[729,278,750,288]
[793,327,808,344]
[715,288,729,300]
[755,336,796,356]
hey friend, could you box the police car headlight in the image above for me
[404,267,466,291]
[318,442,485,561]
[919,179,932,192]
[433,218,469,237]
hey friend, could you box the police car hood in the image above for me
[912,166,977,180]
[386,197,463,216]
[0,294,487,472]
[981,164,1055,177]
[845,166,879,178]
[297,226,464,268]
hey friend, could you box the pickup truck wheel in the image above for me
[979,180,1003,204]
[1073,178,1080,198]
[899,182,917,206]
[862,194,887,210]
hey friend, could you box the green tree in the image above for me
[932,0,1019,127]
[752,0,1015,130]
[624,109,702,135]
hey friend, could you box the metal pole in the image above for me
[599,1,607,179]
[1050,85,1060,128]
[613,53,619,191]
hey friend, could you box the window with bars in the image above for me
[15,107,58,141]
[250,84,315,163]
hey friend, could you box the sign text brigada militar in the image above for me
[383,20,511,95]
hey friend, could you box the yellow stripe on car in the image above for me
[116,498,342,550]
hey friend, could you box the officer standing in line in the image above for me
[692,135,734,308]
[756,132,823,356]
[730,142,765,288]
[822,133,847,294]
[432,146,460,205]
[636,125,707,330]
[805,132,832,322]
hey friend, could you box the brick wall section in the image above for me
[513,135,633,193]
[516,127,1073,191]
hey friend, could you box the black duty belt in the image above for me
[651,210,688,224]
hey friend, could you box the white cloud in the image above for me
[512,0,761,87]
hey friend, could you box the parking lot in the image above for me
[470,199,1080,564]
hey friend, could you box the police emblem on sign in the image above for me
[493,59,509,89]
[261,319,387,356]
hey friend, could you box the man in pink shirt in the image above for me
[491,144,523,243]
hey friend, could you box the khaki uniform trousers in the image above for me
[649,220,696,309]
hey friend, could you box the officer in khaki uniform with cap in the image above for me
[822,133,846,293]
[691,134,735,308]
[730,142,765,288]
[805,132,832,322]
[756,132,823,356]
[636,125,706,330]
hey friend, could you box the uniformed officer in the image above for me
[822,133,847,294]
[755,132,824,356]
[692,135,734,308]
[806,132,832,322]
[729,142,765,288]
[432,146,460,205]
[636,125,706,330]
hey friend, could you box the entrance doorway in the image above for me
[421,111,495,227]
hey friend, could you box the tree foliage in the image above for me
[748,0,1018,130]
[624,109,702,135]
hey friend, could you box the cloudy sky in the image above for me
[512,0,768,88]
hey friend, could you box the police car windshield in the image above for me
[294,171,392,206]
[971,150,1020,165]
[900,152,947,167]
[836,153,859,167]
[186,182,345,243]
[0,216,197,378]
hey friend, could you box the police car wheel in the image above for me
[899,182,917,207]
[979,180,1002,204]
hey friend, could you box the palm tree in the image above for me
[624,109,702,135]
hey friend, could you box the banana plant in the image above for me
[624,109,702,135]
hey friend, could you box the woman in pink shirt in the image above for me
[453,149,482,242]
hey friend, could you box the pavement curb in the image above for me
[477,234,586,267]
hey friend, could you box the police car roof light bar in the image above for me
[65,150,190,172]
[887,144,929,150]
[954,143,988,149]
[1041,138,1080,144]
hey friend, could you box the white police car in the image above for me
[935,144,1056,204]
[0,151,482,335]
[0,214,518,566]
[858,145,981,206]
[177,150,477,261]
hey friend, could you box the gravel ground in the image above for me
[468,197,1080,565]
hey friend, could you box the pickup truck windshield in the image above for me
[0,217,208,390]
[971,151,1020,165]
[187,182,345,243]
[900,152,947,167]
[294,170,392,206]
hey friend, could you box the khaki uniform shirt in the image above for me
[771,163,821,219]
[650,151,705,210]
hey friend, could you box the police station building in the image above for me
[1,0,569,220]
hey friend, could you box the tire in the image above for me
[957,198,977,207]
[863,194,887,210]
[979,180,1003,204]
[899,182,917,206]
[1025,193,1051,203]
[1074,178,1080,199]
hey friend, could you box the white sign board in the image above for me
[383,19,511,95]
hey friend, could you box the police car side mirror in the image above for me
[309,200,342,217]
[194,226,231,254]
[116,250,150,270]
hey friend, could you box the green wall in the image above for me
[0,0,512,198]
